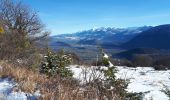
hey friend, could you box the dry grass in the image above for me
[0,61,56,99]
[0,61,122,100]
[0,61,46,93]
[0,61,84,100]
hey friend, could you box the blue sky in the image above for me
[22,0,170,35]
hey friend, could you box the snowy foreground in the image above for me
[0,78,39,100]
[70,65,170,100]
[0,66,169,100]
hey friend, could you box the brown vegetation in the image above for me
[132,55,153,67]
[0,61,126,100]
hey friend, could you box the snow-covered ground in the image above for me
[70,65,170,100]
[0,66,169,100]
[0,78,39,100]
[117,66,170,100]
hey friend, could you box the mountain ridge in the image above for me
[122,24,170,50]
[51,26,151,45]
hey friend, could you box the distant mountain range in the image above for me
[49,24,170,62]
[51,26,151,45]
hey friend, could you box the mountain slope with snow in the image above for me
[51,26,151,45]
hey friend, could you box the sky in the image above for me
[22,0,170,35]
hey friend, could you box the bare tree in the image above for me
[0,0,50,66]
[0,0,49,42]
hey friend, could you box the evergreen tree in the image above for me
[41,49,73,78]
[97,50,128,99]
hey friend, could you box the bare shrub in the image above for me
[154,56,170,70]
[132,55,153,67]
[110,58,133,67]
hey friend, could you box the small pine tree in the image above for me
[97,50,127,99]
[99,51,144,99]
[40,49,73,78]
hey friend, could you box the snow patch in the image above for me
[70,65,170,100]
[0,78,39,100]
[116,66,170,100]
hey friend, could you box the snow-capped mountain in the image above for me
[51,26,151,45]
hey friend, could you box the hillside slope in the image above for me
[122,25,170,50]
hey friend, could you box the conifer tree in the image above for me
[41,49,73,78]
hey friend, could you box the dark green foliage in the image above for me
[102,58,110,66]
[99,51,143,99]
[98,51,128,99]
[162,85,170,100]
[126,92,144,100]
[102,66,117,89]
[41,49,73,78]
